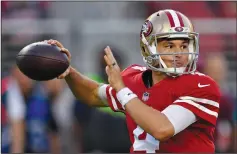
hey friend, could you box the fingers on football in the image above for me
[57,67,70,79]
[61,48,71,60]
[54,40,64,48]
[46,39,64,48]
[47,39,56,45]
[45,40,71,60]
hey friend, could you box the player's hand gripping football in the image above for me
[46,39,71,79]
[104,46,125,92]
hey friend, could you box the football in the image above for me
[16,42,69,81]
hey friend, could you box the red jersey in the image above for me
[106,64,221,153]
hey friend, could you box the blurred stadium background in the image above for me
[1,1,236,153]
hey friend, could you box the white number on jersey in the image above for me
[133,125,160,153]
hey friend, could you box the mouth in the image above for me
[171,61,184,67]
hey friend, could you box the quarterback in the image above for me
[46,9,221,153]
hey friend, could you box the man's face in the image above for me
[156,38,190,68]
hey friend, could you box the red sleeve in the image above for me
[105,64,146,112]
[173,78,221,125]
[106,85,124,112]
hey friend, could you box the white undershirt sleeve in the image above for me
[98,84,109,106]
[161,105,197,135]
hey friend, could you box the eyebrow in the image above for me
[166,40,189,44]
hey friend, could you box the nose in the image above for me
[174,46,185,57]
[174,52,182,59]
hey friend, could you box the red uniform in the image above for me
[106,64,221,153]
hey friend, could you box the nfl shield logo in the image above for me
[142,92,150,102]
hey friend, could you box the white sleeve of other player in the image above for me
[6,79,26,121]
[162,105,197,135]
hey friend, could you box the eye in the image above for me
[181,45,188,49]
[165,45,173,49]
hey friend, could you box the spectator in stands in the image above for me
[42,79,65,154]
[49,79,79,153]
[1,74,26,153]
[2,66,61,154]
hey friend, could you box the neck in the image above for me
[152,71,167,85]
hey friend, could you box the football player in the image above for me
[46,9,221,153]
